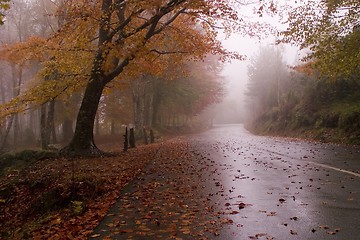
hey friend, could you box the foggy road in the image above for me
[92,124,360,240]
[190,124,360,239]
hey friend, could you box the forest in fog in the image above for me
[0,0,227,153]
[1,0,360,154]
[0,1,360,239]
[245,42,360,144]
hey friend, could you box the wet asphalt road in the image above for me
[190,124,360,239]
[92,124,360,240]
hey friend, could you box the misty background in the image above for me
[210,8,300,124]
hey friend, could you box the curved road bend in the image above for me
[92,124,360,240]
[191,124,360,239]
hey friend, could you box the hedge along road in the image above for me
[91,124,360,240]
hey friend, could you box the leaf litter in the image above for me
[0,142,162,239]
[90,137,239,239]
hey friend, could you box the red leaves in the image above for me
[0,143,161,239]
[86,137,243,239]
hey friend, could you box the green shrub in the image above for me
[339,111,360,132]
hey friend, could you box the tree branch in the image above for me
[151,49,189,55]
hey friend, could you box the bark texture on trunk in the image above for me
[61,76,105,155]
[60,0,184,156]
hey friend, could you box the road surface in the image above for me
[92,124,360,239]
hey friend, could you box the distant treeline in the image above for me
[245,46,360,144]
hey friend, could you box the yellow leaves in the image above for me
[0,0,244,121]
[0,74,83,119]
[0,37,48,64]
[0,0,10,25]
[0,0,10,10]
[292,62,316,76]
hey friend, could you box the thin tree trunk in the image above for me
[40,103,48,149]
[0,115,15,152]
[10,64,24,149]
[0,82,5,139]
[147,93,154,128]
[51,123,58,144]
[142,127,148,145]
[47,100,57,144]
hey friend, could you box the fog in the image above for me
[211,12,300,124]
[0,0,305,152]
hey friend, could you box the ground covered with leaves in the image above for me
[90,137,241,240]
[1,136,240,240]
[0,142,162,239]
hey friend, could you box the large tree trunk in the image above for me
[61,76,105,155]
[59,0,182,155]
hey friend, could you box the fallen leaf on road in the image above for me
[255,233,267,237]
[267,212,276,216]
[239,202,246,209]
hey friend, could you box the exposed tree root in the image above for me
[60,141,115,157]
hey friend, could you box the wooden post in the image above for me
[129,128,136,148]
[123,127,128,152]
[150,129,155,143]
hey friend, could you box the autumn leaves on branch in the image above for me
[1,0,358,153]
[0,0,247,153]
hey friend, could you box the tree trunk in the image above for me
[146,92,154,128]
[0,81,6,143]
[62,118,73,144]
[95,114,100,136]
[11,64,22,148]
[142,127,148,145]
[0,115,15,152]
[40,104,48,149]
[131,78,146,131]
[40,100,57,149]
[13,113,19,147]
[150,129,155,143]
[61,76,105,155]
[47,100,57,144]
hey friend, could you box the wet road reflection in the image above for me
[190,124,360,239]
